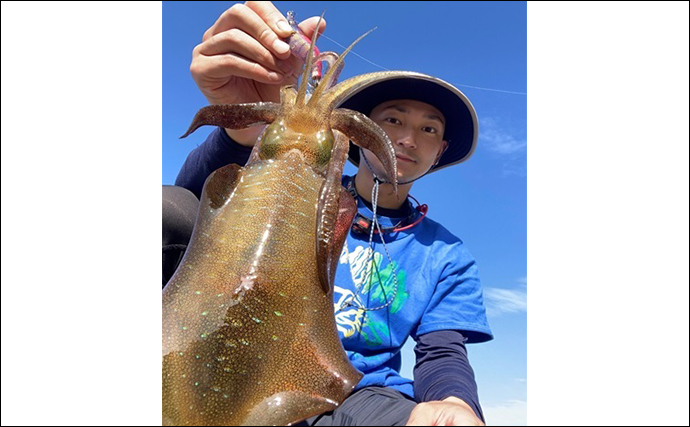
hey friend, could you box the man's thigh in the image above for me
[305,386,417,426]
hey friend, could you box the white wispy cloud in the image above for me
[484,279,527,317]
[480,117,527,155]
[483,400,527,426]
[479,117,527,176]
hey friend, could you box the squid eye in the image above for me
[258,123,285,160]
[314,130,334,166]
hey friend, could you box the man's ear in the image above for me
[434,140,449,165]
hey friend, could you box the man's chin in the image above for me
[394,164,427,182]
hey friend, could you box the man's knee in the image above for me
[162,186,199,286]
[163,185,199,246]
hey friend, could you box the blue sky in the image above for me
[163,2,527,424]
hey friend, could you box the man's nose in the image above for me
[395,131,416,149]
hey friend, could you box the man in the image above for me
[163,2,492,425]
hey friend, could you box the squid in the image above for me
[163,14,412,425]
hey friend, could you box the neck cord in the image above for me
[338,176,400,314]
[346,176,428,234]
[365,179,400,311]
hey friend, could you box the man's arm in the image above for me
[407,330,485,426]
[175,127,254,199]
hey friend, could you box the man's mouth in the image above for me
[395,153,416,163]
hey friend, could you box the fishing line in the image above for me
[320,33,526,96]
[321,34,391,71]
[451,84,527,96]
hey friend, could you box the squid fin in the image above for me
[200,163,242,210]
[316,133,356,294]
[243,390,341,426]
[316,186,356,294]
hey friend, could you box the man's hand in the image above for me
[189,1,325,146]
[405,396,485,426]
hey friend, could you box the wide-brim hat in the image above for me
[337,72,478,174]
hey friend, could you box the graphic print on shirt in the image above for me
[334,242,408,346]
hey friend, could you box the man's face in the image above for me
[361,99,448,183]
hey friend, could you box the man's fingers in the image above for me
[405,414,431,426]
[405,403,437,426]
[297,16,327,41]
[244,1,293,38]
[195,53,285,85]
[204,3,291,59]
[198,29,294,75]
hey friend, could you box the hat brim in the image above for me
[336,72,478,173]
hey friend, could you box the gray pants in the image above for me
[297,386,417,426]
